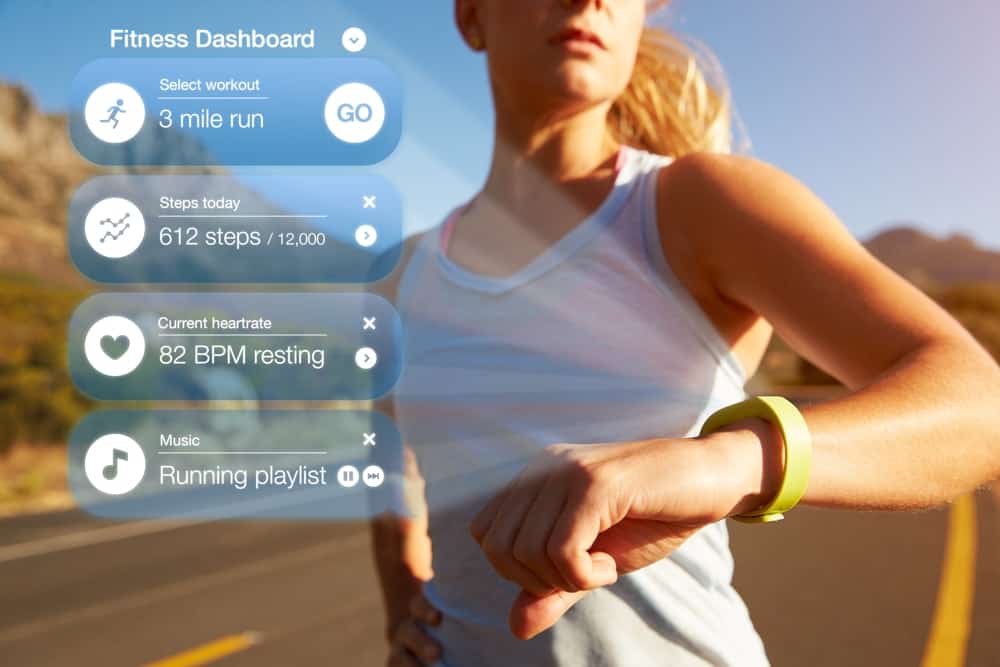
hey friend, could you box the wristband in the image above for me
[698,396,812,524]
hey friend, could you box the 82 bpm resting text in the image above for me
[159,344,326,370]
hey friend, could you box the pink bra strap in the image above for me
[439,145,628,253]
[438,202,470,253]
[615,143,628,173]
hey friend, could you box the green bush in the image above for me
[0,278,91,452]
[927,283,1000,362]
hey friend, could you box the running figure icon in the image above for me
[84,83,146,143]
[100,99,127,129]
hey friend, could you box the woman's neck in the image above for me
[443,101,624,278]
[484,100,620,207]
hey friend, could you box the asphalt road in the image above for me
[1,489,997,666]
[0,512,387,667]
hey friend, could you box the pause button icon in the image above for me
[337,465,360,488]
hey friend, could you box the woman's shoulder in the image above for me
[653,150,838,263]
[652,148,866,314]
[655,151,813,225]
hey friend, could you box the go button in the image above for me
[324,82,385,144]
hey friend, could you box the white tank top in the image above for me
[391,145,770,666]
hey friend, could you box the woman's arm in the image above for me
[367,234,443,664]
[468,154,1000,640]
[370,443,435,630]
[370,440,444,666]
[659,153,1000,510]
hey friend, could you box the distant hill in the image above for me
[0,83,323,285]
[0,85,96,284]
[863,225,1000,286]
[0,83,227,285]
[0,83,224,284]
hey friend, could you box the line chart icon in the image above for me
[84,197,146,259]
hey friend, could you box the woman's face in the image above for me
[457,0,646,116]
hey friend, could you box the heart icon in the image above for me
[100,334,131,360]
[85,316,146,378]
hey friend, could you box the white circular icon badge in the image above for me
[342,27,367,53]
[354,224,377,248]
[354,347,378,370]
[84,434,146,496]
[362,465,385,488]
[84,197,146,259]
[324,83,385,144]
[337,465,360,488]
[85,82,146,144]
[84,315,147,377]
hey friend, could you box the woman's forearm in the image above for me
[370,514,433,636]
[709,337,1000,514]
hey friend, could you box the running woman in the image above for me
[372,1,1000,665]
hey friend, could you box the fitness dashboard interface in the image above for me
[59,19,442,523]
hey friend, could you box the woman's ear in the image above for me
[455,0,486,51]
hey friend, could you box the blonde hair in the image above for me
[608,26,737,157]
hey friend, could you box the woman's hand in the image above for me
[469,428,778,639]
[373,441,443,665]
[387,590,443,667]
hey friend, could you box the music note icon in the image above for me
[102,448,128,480]
[84,434,146,496]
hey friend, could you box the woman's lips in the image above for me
[549,27,607,51]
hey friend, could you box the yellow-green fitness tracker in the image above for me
[699,395,812,523]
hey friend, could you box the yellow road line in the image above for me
[921,494,977,667]
[142,632,259,667]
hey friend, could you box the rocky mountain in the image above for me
[0,85,97,284]
[864,226,1000,286]
[0,83,277,284]
[0,83,225,284]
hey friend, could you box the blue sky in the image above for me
[1,0,997,247]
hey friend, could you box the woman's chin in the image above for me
[551,60,606,89]
[540,67,616,110]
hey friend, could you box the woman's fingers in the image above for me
[468,486,507,542]
[477,476,555,596]
[472,455,620,596]
[409,592,442,627]
[469,454,561,541]
[547,489,618,591]
[392,618,441,666]
[509,588,589,640]
[511,491,577,592]
[387,646,423,667]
